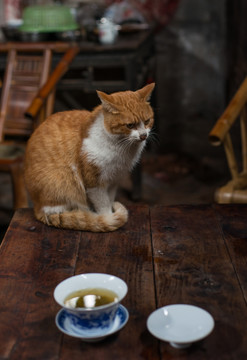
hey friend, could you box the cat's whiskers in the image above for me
[117,137,141,157]
[117,134,144,147]
[117,137,134,150]
[146,130,159,147]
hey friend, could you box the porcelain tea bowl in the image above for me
[147,304,215,349]
[54,273,128,332]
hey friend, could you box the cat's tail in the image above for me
[35,202,128,232]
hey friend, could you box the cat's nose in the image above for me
[140,133,147,141]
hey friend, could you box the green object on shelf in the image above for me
[20,5,78,33]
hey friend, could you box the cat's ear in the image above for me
[136,83,155,102]
[97,90,121,114]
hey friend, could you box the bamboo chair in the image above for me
[209,77,247,203]
[0,45,79,209]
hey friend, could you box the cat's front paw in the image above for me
[112,201,128,223]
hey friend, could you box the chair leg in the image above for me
[131,163,142,201]
[9,160,28,209]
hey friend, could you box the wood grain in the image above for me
[0,207,158,360]
[150,204,247,359]
[1,205,247,359]
[59,205,158,360]
[213,204,247,302]
[0,209,80,360]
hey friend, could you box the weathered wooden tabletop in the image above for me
[0,204,246,360]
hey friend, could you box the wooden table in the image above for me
[0,204,247,359]
[0,30,154,94]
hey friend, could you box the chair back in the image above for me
[209,77,247,203]
[0,48,52,142]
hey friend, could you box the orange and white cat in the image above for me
[24,83,155,232]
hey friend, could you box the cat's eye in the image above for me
[144,119,150,126]
[126,123,135,129]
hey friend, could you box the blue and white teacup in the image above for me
[54,273,128,331]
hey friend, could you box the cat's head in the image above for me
[97,83,155,142]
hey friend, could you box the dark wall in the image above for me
[227,0,247,96]
[154,0,226,161]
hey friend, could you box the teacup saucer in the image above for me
[147,304,214,349]
[56,304,129,342]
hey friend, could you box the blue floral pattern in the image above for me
[56,304,129,340]
[67,307,117,330]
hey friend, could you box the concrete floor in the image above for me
[0,152,228,242]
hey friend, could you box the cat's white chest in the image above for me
[81,114,144,183]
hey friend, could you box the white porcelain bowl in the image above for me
[54,273,128,331]
[147,304,215,348]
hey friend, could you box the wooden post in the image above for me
[25,46,79,119]
[223,133,238,179]
[209,76,247,145]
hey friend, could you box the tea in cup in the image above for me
[54,273,128,331]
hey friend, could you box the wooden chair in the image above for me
[209,77,247,203]
[0,45,79,209]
